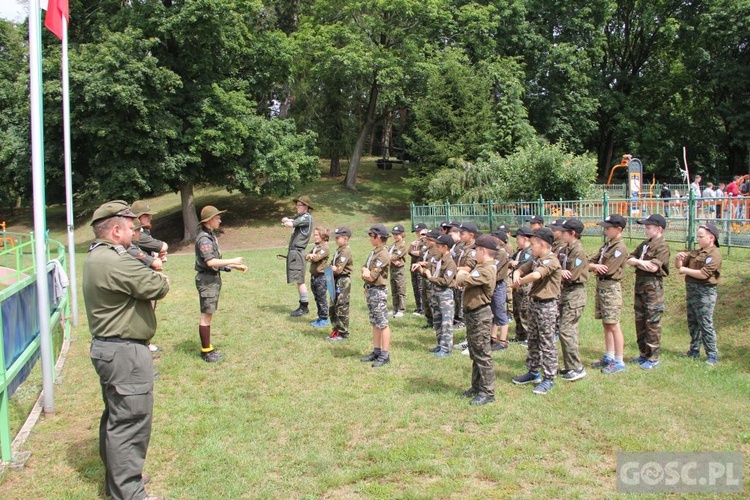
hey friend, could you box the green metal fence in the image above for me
[0,232,71,463]
[411,191,750,251]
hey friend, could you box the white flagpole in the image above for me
[29,0,55,414]
[62,15,78,326]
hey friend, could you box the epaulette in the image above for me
[113,245,128,255]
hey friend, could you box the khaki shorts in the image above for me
[287,248,307,284]
[196,272,222,314]
[594,280,622,324]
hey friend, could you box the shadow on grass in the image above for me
[65,436,105,496]
[403,376,459,395]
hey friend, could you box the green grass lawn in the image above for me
[1,161,749,497]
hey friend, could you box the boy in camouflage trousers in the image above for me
[558,219,589,381]
[306,227,331,328]
[360,225,393,367]
[327,227,353,342]
[456,234,499,405]
[626,214,670,370]
[423,234,457,356]
[509,227,534,343]
[408,224,428,314]
[388,225,408,318]
[589,214,629,374]
[675,223,722,366]
[511,228,562,395]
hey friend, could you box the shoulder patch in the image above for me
[542,259,550,265]
[470,270,480,278]
[340,256,346,262]
[614,250,622,258]
[523,254,531,261]
[445,270,453,277]
[375,259,383,267]
[575,258,582,267]
[706,257,713,264]
[470,250,476,257]
[200,241,213,253]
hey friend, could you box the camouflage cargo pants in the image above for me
[310,273,328,319]
[431,285,454,352]
[410,269,423,311]
[466,305,494,396]
[453,289,463,322]
[330,276,351,336]
[512,284,531,340]
[558,285,586,371]
[634,277,664,360]
[390,265,407,313]
[526,299,559,379]
[686,283,718,358]
[422,280,434,323]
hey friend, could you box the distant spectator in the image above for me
[716,182,725,218]
[660,182,672,217]
[690,175,702,199]
[725,176,744,219]
[702,182,716,217]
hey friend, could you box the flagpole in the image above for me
[29,0,56,414]
[61,15,78,326]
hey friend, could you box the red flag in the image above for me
[44,0,69,40]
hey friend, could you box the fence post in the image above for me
[602,192,609,218]
[488,199,494,230]
[687,190,696,249]
[445,200,451,222]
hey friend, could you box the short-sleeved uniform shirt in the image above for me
[389,239,407,268]
[629,234,670,278]
[429,251,458,288]
[194,226,222,313]
[517,251,562,300]
[136,227,164,255]
[683,245,722,285]
[562,239,589,285]
[331,245,353,277]
[459,262,497,311]
[590,236,628,280]
[364,245,390,286]
[308,242,330,275]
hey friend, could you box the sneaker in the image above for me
[412,309,423,316]
[461,347,470,356]
[509,337,526,344]
[360,352,378,362]
[454,321,466,329]
[148,343,160,352]
[601,361,626,374]
[512,371,542,385]
[705,356,718,366]
[562,367,587,382]
[311,318,330,328]
[393,311,404,318]
[200,350,224,363]
[325,330,340,341]
[372,355,391,367]
[460,388,478,399]
[429,345,441,353]
[591,355,614,368]
[640,359,660,370]
[517,340,528,347]
[454,340,468,349]
[491,340,509,351]
[434,350,452,358]
[630,355,648,364]
[679,350,700,359]
[470,393,495,405]
[533,378,554,395]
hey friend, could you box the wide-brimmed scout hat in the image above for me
[131,200,158,217]
[199,205,226,224]
[90,200,137,225]
[294,195,314,210]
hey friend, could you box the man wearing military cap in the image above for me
[282,196,314,316]
[131,200,168,263]
[194,206,248,363]
[388,224,408,318]
[84,200,170,500]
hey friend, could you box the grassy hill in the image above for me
[1,160,749,497]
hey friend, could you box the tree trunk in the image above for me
[381,109,393,158]
[329,154,341,177]
[279,82,291,119]
[344,77,379,190]
[180,181,199,243]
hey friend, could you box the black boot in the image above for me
[290,301,309,316]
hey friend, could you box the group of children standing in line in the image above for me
[301,212,723,404]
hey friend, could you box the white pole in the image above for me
[29,0,55,414]
[62,16,78,326]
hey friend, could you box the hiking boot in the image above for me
[491,340,508,351]
[290,301,309,316]
[562,367,587,382]
[512,371,542,385]
[470,393,495,405]
[434,350,452,358]
[372,355,391,367]
[592,355,614,368]
[679,350,700,359]
[311,318,330,328]
[460,388,478,399]
[705,356,718,366]
[533,379,554,395]
[640,359,659,370]
[201,350,224,363]
[630,355,648,364]
[601,361,626,374]
[360,352,378,362]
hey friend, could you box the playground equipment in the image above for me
[606,154,644,216]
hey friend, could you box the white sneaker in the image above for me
[148,343,160,352]
[461,347,470,356]
[394,311,404,318]
[454,340,468,349]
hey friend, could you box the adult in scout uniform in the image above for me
[282,195,314,316]
[83,200,170,500]
[195,206,247,362]
[626,214,670,370]
[388,224,408,318]
[131,200,168,262]
[360,225,393,367]
[675,223,723,365]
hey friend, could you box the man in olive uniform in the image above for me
[131,200,168,261]
[456,234,498,405]
[388,224,408,318]
[282,196,314,316]
[195,206,247,362]
[83,200,170,500]
[626,214,670,370]
[360,225,393,367]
